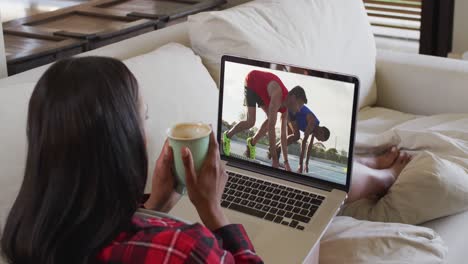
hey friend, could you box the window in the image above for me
[364,0,455,57]
[364,0,422,53]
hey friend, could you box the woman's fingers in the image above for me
[163,143,173,163]
[221,169,228,185]
[182,147,197,186]
[161,139,170,155]
[168,145,173,161]
[208,130,219,156]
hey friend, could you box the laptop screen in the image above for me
[219,56,359,190]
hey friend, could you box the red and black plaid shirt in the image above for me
[97,211,263,263]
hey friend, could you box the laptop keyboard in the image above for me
[221,171,325,231]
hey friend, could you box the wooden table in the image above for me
[4,30,86,75]
[95,0,225,21]
[3,0,226,76]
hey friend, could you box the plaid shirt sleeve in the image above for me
[96,214,263,264]
[187,223,263,264]
[212,224,263,263]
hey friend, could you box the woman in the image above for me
[1,57,263,264]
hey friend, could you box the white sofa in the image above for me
[1,3,468,264]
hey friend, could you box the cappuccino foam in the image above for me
[169,123,211,140]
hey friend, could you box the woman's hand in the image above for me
[182,130,230,230]
[144,140,181,212]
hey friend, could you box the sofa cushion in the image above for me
[188,0,377,109]
[122,43,219,191]
[321,216,447,264]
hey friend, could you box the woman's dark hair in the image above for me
[1,57,148,264]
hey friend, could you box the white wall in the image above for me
[0,10,7,78]
[453,0,468,55]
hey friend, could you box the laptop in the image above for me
[170,55,359,263]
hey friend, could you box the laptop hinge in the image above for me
[227,160,334,192]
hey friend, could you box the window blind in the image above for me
[364,0,422,41]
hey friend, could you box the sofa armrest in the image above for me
[375,49,468,115]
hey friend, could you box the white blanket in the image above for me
[343,111,468,225]
[320,216,447,264]
[355,112,468,155]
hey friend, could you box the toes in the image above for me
[399,152,412,164]
[398,153,406,163]
[388,146,400,160]
[406,154,413,163]
[395,147,401,156]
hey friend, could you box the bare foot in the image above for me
[348,154,412,202]
[373,153,412,198]
[384,152,412,180]
[356,146,399,170]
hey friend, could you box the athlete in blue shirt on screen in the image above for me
[270,86,330,173]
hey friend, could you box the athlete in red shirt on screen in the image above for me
[222,70,305,171]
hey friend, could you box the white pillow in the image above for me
[341,151,468,225]
[188,0,377,109]
[321,216,447,264]
[123,43,219,191]
[0,83,35,227]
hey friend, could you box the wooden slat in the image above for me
[364,5,421,15]
[4,31,85,63]
[162,0,200,4]
[94,0,225,21]
[370,22,420,31]
[367,13,420,21]
[168,0,226,19]
[78,7,140,21]
[4,27,61,40]
[364,0,422,4]
[363,0,421,8]
[364,0,422,34]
